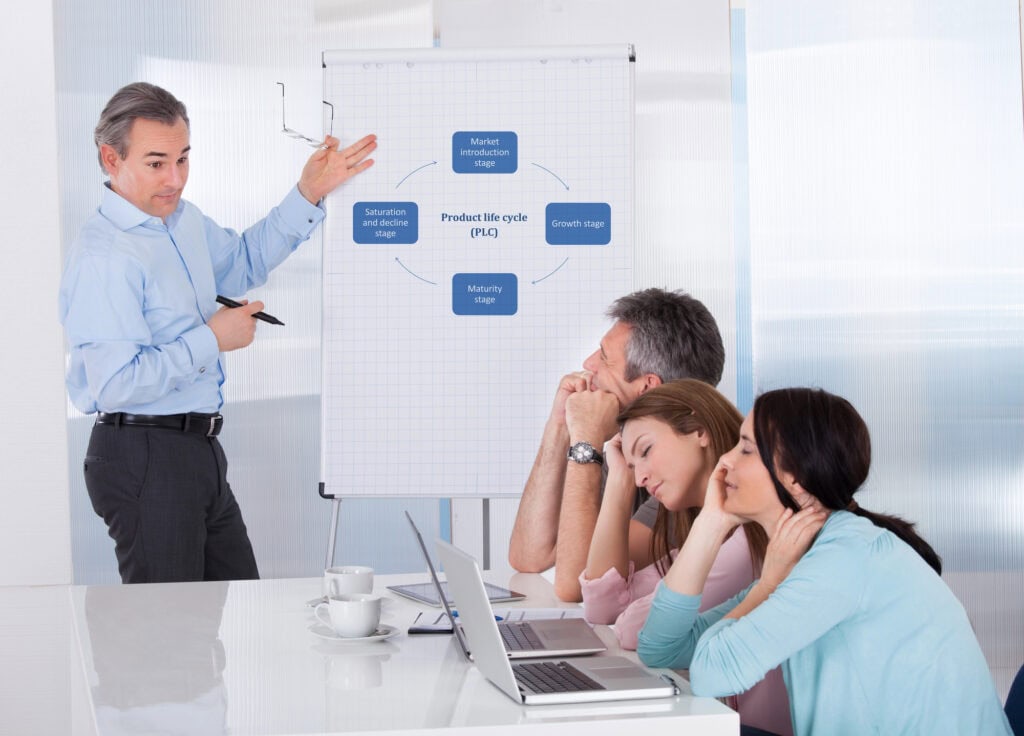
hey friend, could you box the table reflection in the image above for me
[85,582,228,735]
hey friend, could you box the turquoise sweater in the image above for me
[638,511,1011,736]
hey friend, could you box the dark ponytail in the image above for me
[753,388,942,575]
[846,504,941,574]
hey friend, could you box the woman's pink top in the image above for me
[580,525,794,736]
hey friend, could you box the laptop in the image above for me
[398,512,605,658]
[435,539,678,705]
[389,512,525,607]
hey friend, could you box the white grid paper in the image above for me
[321,46,633,497]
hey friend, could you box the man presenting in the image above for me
[60,82,376,583]
[508,288,725,601]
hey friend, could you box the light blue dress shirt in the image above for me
[59,184,324,415]
[638,511,1012,736]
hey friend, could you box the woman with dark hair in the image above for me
[581,379,791,736]
[638,387,1011,736]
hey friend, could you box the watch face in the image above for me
[568,442,600,464]
[571,445,593,462]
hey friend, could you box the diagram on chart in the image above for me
[351,129,614,317]
[320,46,634,498]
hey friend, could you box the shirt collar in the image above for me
[99,181,185,231]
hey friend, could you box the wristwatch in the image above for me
[567,441,603,465]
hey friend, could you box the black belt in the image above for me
[96,412,223,437]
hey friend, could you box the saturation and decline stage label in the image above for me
[321,46,634,498]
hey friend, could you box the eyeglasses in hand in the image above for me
[276,82,334,149]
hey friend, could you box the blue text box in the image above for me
[452,273,518,316]
[545,203,611,245]
[353,202,418,244]
[452,132,518,174]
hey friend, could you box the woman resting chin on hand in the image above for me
[638,387,1012,736]
[579,379,791,736]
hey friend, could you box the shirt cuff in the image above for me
[181,324,221,375]
[653,579,703,612]
[278,185,326,236]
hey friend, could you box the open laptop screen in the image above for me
[388,511,525,608]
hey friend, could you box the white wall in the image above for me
[0,0,71,586]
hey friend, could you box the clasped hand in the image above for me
[549,370,592,421]
[565,387,619,445]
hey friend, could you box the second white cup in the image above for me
[316,594,382,638]
[323,565,374,597]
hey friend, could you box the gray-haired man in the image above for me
[60,82,376,583]
[508,288,725,601]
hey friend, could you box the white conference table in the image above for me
[48,571,738,735]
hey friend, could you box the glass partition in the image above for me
[746,0,1024,697]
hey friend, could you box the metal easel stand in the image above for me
[319,494,486,571]
[319,483,342,569]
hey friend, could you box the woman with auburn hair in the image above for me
[581,379,791,736]
[638,387,1011,736]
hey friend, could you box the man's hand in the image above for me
[297,134,377,204]
[565,388,619,446]
[548,371,593,426]
[208,300,264,351]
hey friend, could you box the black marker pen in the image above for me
[215,295,285,326]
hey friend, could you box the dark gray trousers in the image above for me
[84,422,259,583]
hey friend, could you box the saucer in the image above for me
[309,622,399,643]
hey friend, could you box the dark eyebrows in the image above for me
[142,145,191,159]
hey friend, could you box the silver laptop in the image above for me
[401,512,605,658]
[436,539,678,705]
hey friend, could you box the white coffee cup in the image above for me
[323,565,374,597]
[316,594,382,638]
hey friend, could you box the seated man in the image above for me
[508,288,725,601]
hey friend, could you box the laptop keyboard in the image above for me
[499,622,544,651]
[513,661,605,693]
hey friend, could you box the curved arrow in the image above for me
[531,258,569,285]
[395,257,438,285]
[395,161,438,189]
[530,162,570,190]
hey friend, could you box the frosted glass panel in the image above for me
[56,0,434,584]
[747,0,1024,697]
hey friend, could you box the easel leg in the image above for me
[482,498,490,570]
[325,497,341,569]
